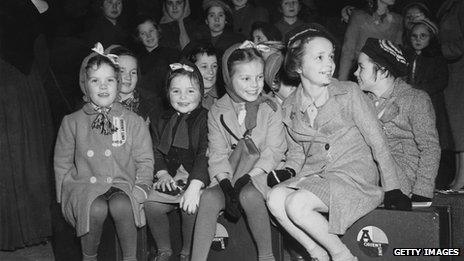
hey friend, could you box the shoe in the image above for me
[179,253,190,261]
[153,249,172,261]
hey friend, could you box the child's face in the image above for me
[404,6,425,29]
[410,24,431,52]
[252,29,268,44]
[206,6,226,34]
[297,37,335,86]
[354,52,378,92]
[281,0,300,18]
[231,59,264,102]
[102,0,122,21]
[166,0,185,20]
[232,0,248,8]
[86,63,118,107]
[118,55,138,95]
[169,75,201,113]
[195,53,218,89]
[137,21,160,50]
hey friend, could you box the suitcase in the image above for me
[341,207,451,261]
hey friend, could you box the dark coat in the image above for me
[406,51,453,150]
[232,4,269,38]
[151,107,210,186]
[198,30,246,59]
[159,17,205,51]
[80,16,130,48]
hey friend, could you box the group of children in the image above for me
[54,7,442,261]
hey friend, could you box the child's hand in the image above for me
[154,170,175,191]
[180,180,203,214]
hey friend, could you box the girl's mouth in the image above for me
[98,93,110,97]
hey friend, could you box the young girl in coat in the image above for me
[266,25,410,261]
[191,41,287,261]
[54,44,154,261]
[144,61,210,261]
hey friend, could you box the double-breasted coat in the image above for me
[207,94,287,196]
[54,103,154,237]
[368,79,440,199]
[281,79,401,235]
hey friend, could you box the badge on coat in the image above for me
[112,116,127,147]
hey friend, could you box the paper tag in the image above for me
[112,116,126,147]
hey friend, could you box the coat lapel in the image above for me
[315,80,349,129]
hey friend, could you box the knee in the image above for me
[285,191,315,222]
[238,184,263,208]
[109,194,132,217]
[89,198,108,221]
[266,187,288,217]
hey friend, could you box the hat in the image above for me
[411,17,438,36]
[202,0,232,14]
[264,52,284,89]
[360,38,408,78]
[403,0,430,15]
[284,23,335,50]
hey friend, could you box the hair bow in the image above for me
[239,40,271,53]
[169,63,194,72]
[91,42,119,65]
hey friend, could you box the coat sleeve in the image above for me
[253,105,287,174]
[207,109,234,181]
[417,56,449,96]
[53,115,77,203]
[132,116,155,189]
[409,92,441,198]
[188,111,210,187]
[350,83,401,191]
[151,118,169,174]
[283,127,306,175]
[339,10,362,81]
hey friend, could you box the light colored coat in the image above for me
[207,94,287,195]
[281,79,401,235]
[54,103,154,236]
[368,79,440,198]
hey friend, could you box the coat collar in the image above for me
[160,106,204,124]
[82,102,125,117]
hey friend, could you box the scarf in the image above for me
[120,91,140,113]
[159,0,191,24]
[158,112,190,155]
[90,104,118,135]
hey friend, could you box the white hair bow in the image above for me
[239,40,271,53]
[169,63,194,72]
[91,42,119,65]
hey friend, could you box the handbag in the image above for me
[220,115,260,185]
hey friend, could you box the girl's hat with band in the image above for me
[361,38,408,77]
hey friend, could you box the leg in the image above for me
[180,209,197,257]
[191,186,225,261]
[144,201,176,257]
[239,183,274,261]
[267,187,328,261]
[108,193,137,261]
[451,151,464,190]
[81,196,109,261]
[285,190,356,261]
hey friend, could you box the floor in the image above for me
[0,242,55,261]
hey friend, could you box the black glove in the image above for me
[411,194,432,202]
[267,168,296,187]
[219,179,242,222]
[384,189,412,211]
[234,174,251,194]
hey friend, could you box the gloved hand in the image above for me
[384,189,412,211]
[234,174,251,194]
[411,194,432,202]
[219,179,242,222]
[267,168,296,187]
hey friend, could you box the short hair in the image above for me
[133,14,161,41]
[250,22,282,42]
[85,55,119,77]
[186,43,218,63]
[165,62,204,101]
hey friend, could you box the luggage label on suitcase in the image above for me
[355,225,389,257]
[211,222,229,251]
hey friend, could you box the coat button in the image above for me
[106,177,113,183]
[325,144,330,150]
[87,150,94,157]
[104,149,112,157]
[90,176,97,183]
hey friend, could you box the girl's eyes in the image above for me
[257,75,264,80]
[188,89,197,94]
[130,70,138,75]
[107,78,117,83]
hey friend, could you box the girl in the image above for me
[274,0,307,39]
[186,43,222,110]
[355,37,440,201]
[106,45,161,123]
[231,0,269,38]
[54,44,154,261]
[266,26,410,261]
[200,0,245,58]
[133,15,179,104]
[144,61,209,261]
[405,19,453,188]
[264,51,297,104]
[191,42,287,261]
[338,0,402,81]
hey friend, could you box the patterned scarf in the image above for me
[91,104,118,135]
[120,91,140,113]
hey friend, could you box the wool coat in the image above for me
[207,94,287,196]
[280,79,401,235]
[367,79,440,199]
[54,103,154,237]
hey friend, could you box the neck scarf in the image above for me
[120,91,140,113]
[158,112,190,154]
[90,103,118,135]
